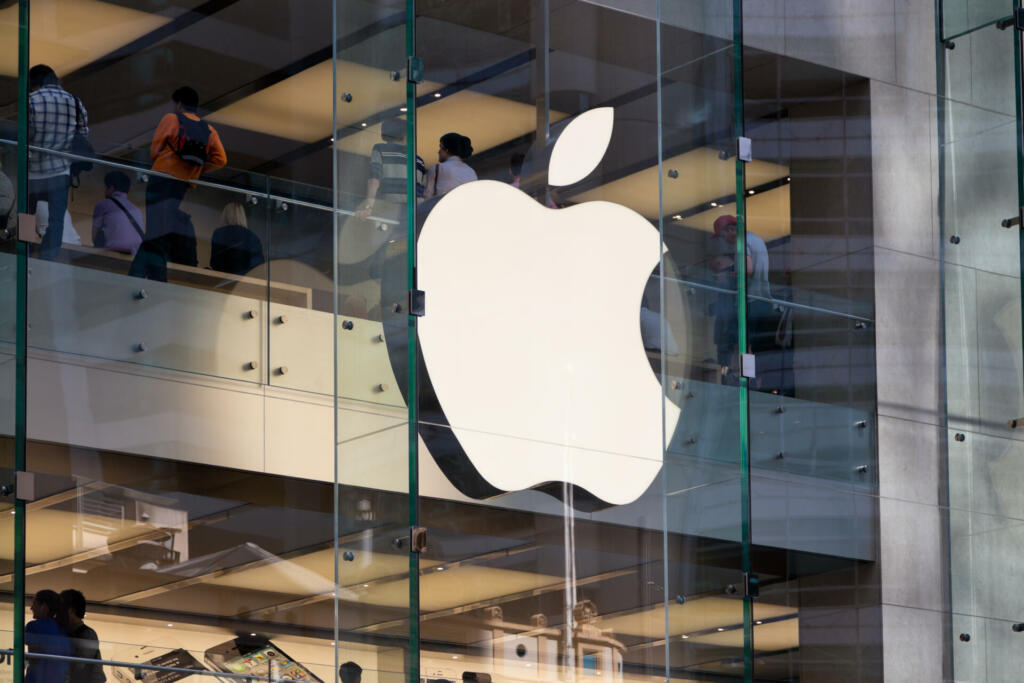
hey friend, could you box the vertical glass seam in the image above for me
[732,1,753,680]
[933,0,956,675]
[13,0,29,680]
[655,2,670,682]
[330,0,341,679]
[406,0,420,680]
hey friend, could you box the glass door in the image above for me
[941,1,1024,680]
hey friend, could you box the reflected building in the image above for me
[0,1,1007,682]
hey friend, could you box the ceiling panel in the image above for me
[336,90,567,161]
[571,147,788,220]
[599,598,796,638]
[208,60,441,144]
[689,616,799,652]
[681,184,791,241]
[2,0,172,77]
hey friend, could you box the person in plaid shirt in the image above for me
[28,64,87,260]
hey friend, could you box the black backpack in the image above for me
[172,113,211,166]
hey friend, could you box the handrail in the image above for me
[1,650,332,683]
[0,138,400,225]
[661,276,875,324]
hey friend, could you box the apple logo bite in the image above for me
[416,107,682,509]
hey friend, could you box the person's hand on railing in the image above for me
[354,200,374,220]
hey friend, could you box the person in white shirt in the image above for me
[424,132,477,198]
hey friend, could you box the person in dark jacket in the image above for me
[60,589,105,683]
[210,201,264,275]
[25,589,72,683]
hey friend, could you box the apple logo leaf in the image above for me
[548,107,614,187]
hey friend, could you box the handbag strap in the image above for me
[108,196,145,240]
[74,96,86,131]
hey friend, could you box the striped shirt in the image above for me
[369,142,426,202]
[28,84,87,179]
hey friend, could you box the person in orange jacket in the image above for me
[132,86,226,279]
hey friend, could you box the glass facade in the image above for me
[0,0,1011,681]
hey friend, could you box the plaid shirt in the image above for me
[29,84,87,179]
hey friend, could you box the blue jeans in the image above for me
[29,174,69,260]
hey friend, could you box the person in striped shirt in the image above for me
[356,118,425,221]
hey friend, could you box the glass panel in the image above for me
[742,23,881,682]
[942,0,1015,40]
[942,2,1024,677]
[18,2,382,683]
[658,3,749,679]
[333,5,414,683]
[0,0,20,672]
[25,159,271,383]
[404,1,746,682]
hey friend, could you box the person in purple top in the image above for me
[92,171,144,255]
[25,589,72,683]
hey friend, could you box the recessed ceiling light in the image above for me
[452,656,458,660]
[400,107,408,112]
[362,583,369,588]
[71,567,88,574]
[361,122,367,127]
[710,201,718,207]
[437,566,446,571]
[755,620,763,625]
[747,189,755,195]
[434,92,442,98]
[167,624,173,627]
[681,635,689,639]
[250,633,256,637]
[672,215,681,220]
[717,627,726,632]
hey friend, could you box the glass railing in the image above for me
[2,143,406,413]
[6,142,874,488]
[658,265,876,488]
[1,650,405,683]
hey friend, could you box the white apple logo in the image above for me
[417,107,682,507]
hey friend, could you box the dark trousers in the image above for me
[132,176,192,281]
[145,175,188,240]
[29,174,69,260]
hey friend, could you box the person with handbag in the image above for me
[92,171,144,255]
[27,64,89,260]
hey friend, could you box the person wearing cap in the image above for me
[712,214,770,297]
